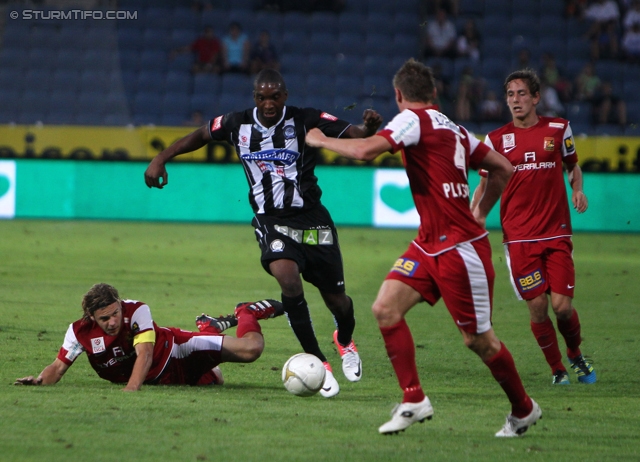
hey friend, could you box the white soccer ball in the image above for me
[282,353,326,397]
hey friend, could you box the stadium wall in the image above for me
[0,159,638,232]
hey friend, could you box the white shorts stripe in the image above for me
[503,243,524,301]
[171,335,223,359]
[456,242,492,333]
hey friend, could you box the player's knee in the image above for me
[372,299,399,326]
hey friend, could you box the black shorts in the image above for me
[251,205,346,294]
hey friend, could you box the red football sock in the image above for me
[236,308,262,338]
[530,317,565,372]
[484,342,532,418]
[557,309,582,359]
[379,319,424,403]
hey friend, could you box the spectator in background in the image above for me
[540,53,573,102]
[564,0,588,18]
[622,22,640,61]
[455,65,484,122]
[591,80,627,126]
[183,110,205,127]
[514,48,533,70]
[422,8,457,59]
[538,78,566,117]
[584,0,620,59]
[250,31,280,75]
[172,26,222,74]
[431,62,454,116]
[574,62,602,102]
[222,21,251,74]
[479,89,504,122]
[456,19,481,62]
[623,0,640,30]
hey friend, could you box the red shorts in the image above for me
[157,328,224,386]
[385,237,495,334]
[504,237,575,300]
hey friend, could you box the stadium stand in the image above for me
[0,0,637,133]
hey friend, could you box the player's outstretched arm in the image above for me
[473,150,513,226]
[144,124,211,189]
[122,341,154,392]
[566,162,588,213]
[470,175,488,217]
[14,358,70,386]
[306,128,391,162]
[344,109,383,138]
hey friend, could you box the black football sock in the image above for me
[334,296,356,346]
[282,293,327,363]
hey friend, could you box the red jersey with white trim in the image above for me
[483,116,578,243]
[57,300,174,384]
[378,106,491,255]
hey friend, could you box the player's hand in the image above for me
[572,190,588,213]
[362,109,383,134]
[305,128,326,148]
[144,157,168,189]
[14,376,42,386]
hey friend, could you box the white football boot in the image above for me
[378,396,434,434]
[320,362,340,398]
[495,399,542,437]
[333,330,362,382]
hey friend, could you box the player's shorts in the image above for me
[157,328,224,386]
[504,237,575,300]
[251,204,346,294]
[385,237,495,334]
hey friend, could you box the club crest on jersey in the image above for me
[503,133,515,150]
[390,258,419,277]
[91,337,106,353]
[544,137,555,151]
[283,125,296,139]
[320,112,338,121]
[270,239,285,252]
[239,135,249,148]
[240,148,300,165]
[211,116,222,132]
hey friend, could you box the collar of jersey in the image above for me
[252,106,287,134]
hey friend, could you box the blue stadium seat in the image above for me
[280,53,308,75]
[539,15,567,41]
[459,0,484,16]
[76,92,107,117]
[365,33,394,58]
[338,12,366,35]
[169,28,196,50]
[50,69,80,93]
[103,113,132,126]
[281,31,310,55]
[335,54,365,79]
[104,92,130,115]
[133,113,161,126]
[18,110,46,125]
[309,32,337,56]
[26,48,56,71]
[189,92,219,119]
[220,73,252,96]
[307,74,336,97]
[24,69,52,93]
[57,29,85,50]
[480,14,511,39]
[172,8,200,31]
[481,56,510,82]
[362,75,393,98]
[0,69,23,93]
[139,50,169,72]
[118,29,143,51]
[280,12,310,35]
[283,74,307,97]
[541,0,565,16]
[310,12,339,35]
[142,28,172,52]
[484,0,509,15]
[133,92,162,116]
[79,70,111,93]
[137,70,166,94]
[46,111,76,125]
[22,90,50,113]
[29,28,59,49]
[393,34,419,58]
[307,55,336,77]
[335,75,362,99]
[200,9,228,30]
[167,54,193,73]
[337,32,366,56]
[141,7,173,30]
[119,50,140,72]
[566,102,592,125]
[394,13,419,36]
[302,95,335,112]
[539,37,567,64]
[366,12,394,36]
[193,73,221,96]
[83,50,119,72]
[217,93,253,115]
[162,92,190,118]
[165,71,192,94]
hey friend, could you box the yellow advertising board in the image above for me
[0,124,638,171]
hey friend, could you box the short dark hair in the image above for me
[254,68,287,92]
[392,58,436,104]
[82,283,119,320]
[504,68,540,96]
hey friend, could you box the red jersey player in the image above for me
[306,59,541,437]
[471,68,595,386]
[14,283,283,390]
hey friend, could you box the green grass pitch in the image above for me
[0,220,638,461]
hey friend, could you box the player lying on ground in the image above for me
[15,283,283,391]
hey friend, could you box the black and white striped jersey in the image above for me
[207,106,351,217]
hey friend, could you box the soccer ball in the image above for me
[282,353,326,397]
